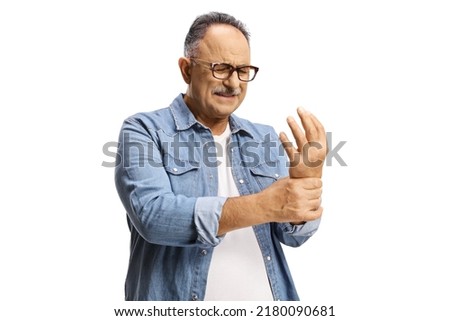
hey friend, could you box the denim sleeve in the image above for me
[273,218,321,247]
[114,118,225,247]
[195,197,227,246]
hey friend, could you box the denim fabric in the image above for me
[115,94,321,301]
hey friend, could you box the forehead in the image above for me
[197,24,250,64]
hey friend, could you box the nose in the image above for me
[223,70,241,89]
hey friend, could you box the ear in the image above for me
[178,57,192,84]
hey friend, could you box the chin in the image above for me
[217,101,242,115]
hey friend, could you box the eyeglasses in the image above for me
[190,58,259,82]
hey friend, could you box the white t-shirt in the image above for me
[204,124,273,301]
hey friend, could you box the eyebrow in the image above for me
[215,61,251,67]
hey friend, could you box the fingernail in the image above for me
[297,106,308,114]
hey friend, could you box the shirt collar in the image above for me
[169,94,254,138]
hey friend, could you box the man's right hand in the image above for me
[219,176,322,235]
[256,177,323,224]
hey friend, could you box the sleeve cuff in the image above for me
[280,217,321,236]
[194,196,227,247]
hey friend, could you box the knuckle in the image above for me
[315,179,323,188]
[306,178,322,188]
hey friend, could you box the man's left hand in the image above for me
[279,107,327,178]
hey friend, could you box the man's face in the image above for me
[183,24,251,127]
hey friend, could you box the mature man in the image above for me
[115,12,326,301]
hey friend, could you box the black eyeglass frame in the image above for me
[190,58,259,82]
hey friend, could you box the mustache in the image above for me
[212,87,241,96]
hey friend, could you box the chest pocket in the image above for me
[163,153,200,196]
[249,160,281,191]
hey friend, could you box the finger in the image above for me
[287,115,307,151]
[279,131,295,162]
[299,177,323,189]
[297,206,323,223]
[306,206,323,221]
[306,188,322,201]
[308,112,327,148]
[297,107,318,143]
[309,197,322,209]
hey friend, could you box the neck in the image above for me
[183,94,231,135]
[197,116,229,135]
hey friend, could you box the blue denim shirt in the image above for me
[115,94,321,301]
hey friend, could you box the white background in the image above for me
[1,0,449,320]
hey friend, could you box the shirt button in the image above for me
[192,294,198,301]
[173,168,178,172]
[275,173,279,178]
[266,256,271,261]
[201,250,207,256]
[239,179,244,184]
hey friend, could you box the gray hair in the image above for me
[184,12,251,57]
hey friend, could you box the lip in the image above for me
[214,93,238,99]
[215,95,237,104]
